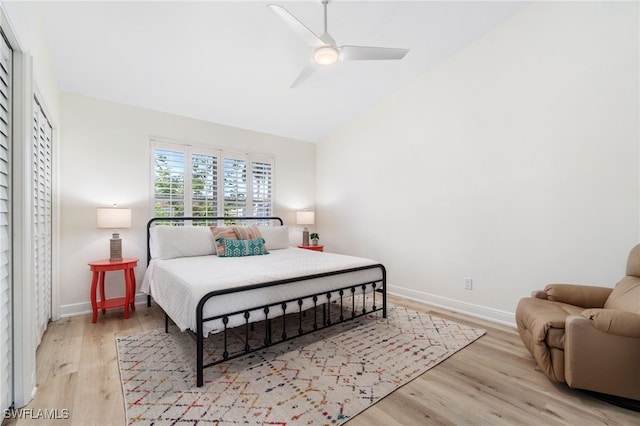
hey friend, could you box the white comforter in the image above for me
[141,247,382,336]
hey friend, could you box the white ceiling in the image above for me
[40,1,528,143]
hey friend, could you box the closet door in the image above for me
[33,98,52,344]
[0,31,12,413]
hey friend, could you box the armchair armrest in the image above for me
[531,290,548,299]
[543,284,612,308]
[565,313,640,399]
[580,309,640,338]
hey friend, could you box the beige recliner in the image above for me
[516,244,640,401]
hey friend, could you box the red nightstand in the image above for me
[298,245,324,252]
[88,258,138,323]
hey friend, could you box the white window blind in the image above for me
[192,151,218,217]
[223,153,247,217]
[0,31,12,414]
[153,148,185,216]
[151,141,274,219]
[32,98,52,345]
[251,157,273,218]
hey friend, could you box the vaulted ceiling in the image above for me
[40,1,528,142]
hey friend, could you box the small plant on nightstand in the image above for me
[310,233,319,246]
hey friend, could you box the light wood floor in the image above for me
[5,295,639,426]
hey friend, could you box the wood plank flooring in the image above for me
[4,295,639,426]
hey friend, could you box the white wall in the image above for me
[317,1,639,325]
[58,93,315,316]
[1,1,59,121]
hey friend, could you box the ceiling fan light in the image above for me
[313,46,339,65]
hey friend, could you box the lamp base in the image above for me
[110,232,123,262]
[302,229,310,247]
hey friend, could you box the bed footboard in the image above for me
[195,264,386,387]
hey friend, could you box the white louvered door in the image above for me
[33,98,52,345]
[0,31,12,414]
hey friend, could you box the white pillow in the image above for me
[259,225,290,250]
[150,225,216,260]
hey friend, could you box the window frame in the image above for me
[150,139,275,219]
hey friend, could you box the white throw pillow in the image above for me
[150,225,216,260]
[259,225,290,250]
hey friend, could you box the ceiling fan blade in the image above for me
[268,4,325,49]
[290,62,318,88]
[340,46,409,61]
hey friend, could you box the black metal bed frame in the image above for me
[146,217,387,387]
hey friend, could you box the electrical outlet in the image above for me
[464,278,473,290]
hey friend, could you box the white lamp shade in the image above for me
[296,211,315,226]
[97,208,132,229]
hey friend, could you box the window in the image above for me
[151,140,274,219]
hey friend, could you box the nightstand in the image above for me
[88,258,138,323]
[298,244,324,252]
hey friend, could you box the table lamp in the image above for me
[97,206,132,261]
[296,210,315,246]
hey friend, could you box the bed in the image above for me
[142,217,387,387]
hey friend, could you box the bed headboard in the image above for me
[146,216,284,265]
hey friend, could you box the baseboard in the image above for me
[59,288,515,328]
[58,293,149,319]
[388,284,516,328]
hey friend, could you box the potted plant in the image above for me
[310,233,319,246]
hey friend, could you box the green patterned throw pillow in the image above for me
[219,238,269,257]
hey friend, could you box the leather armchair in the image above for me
[516,245,640,401]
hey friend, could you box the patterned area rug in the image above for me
[116,302,485,425]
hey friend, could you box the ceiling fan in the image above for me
[268,0,409,88]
